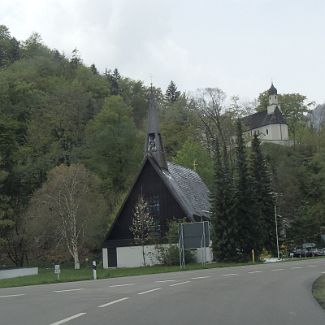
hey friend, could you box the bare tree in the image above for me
[28,164,107,269]
[129,196,154,266]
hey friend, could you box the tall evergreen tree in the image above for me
[210,137,237,261]
[249,134,274,256]
[234,120,256,260]
[110,68,121,95]
[165,80,180,103]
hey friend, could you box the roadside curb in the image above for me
[312,274,325,310]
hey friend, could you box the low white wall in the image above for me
[102,248,108,269]
[117,244,170,268]
[193,247,213,263]
[0,267,38,280]
[115,244,213,268]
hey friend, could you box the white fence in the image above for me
[0,267,38,280]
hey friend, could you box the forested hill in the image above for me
[0,26,211,266]
[0,25,324,267]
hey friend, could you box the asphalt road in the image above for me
[1,258,325,325]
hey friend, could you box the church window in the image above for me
[266,129,268,135]
[148,195,160,232]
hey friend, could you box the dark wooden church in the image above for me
[102,90,210,267]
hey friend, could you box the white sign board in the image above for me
[54,265,61,274]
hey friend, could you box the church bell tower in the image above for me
[144,87,168,170]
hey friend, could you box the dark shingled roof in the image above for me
[241,106,287,130]
[268,83,277,95]
[149,158,210,221]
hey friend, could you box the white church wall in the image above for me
[102,248,108,269]
[107,244,213,268]
[116,244,168,268]
[244,123,289,146]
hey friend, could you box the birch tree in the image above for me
[130,196,154,266]
[28,164,107,269]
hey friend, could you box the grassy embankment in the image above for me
[313,274,325,309]
[0,262,253,288]
[2,256,324,289]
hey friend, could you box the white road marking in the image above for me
[98,297,129,308]
[223,273,238,277]
[291,266,303,269]
[54,288,83,293]
[191,276,211,280]
[49,312,86,325]
[248,271,263,274]
[138,288,161,295]
[0,294,25,298]
[169,281,191,287]
[272,269,285,272]
[321,271,325,274]
[155,279,176,283]
[109,283,135,288]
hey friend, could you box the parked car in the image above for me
[291,246,325,258]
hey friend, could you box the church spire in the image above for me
[145,86,168,170]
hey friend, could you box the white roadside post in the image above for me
[92,261,97,280]
[54,264,61,280]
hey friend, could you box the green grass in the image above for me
[0,261,254,288]
[313,274,325,309]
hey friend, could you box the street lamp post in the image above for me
[271,192,282,260]
[274,201,280,259]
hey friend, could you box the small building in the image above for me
[241,84,290,146]
[102,90,210,267]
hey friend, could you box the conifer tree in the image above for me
[165,80,180,103]
[210,138,237,261]
[249,134,275,254]
[234,120,256,260]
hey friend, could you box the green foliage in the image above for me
[165,80,180,103]
[27,164,108,265]
[0,24,324,268]
[249,134,275,255]
[210,138,237,261]
[160,95,199,157]
[84,96,140,192]
[173,139,213,189]
[156,219,193,266]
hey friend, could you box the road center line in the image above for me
[272,269,285,271]
[49,312,86,325]
[109,283,135,288]
[138,288,161,295]
[98,297,129,308]
[169,281,191,287]
[155,279,176,283]
[0,293,25,298]
[248,271,263,274]
[54,288,83,293]
[291,266,303,269]
[191,276,211,280]
[223,273,238,277]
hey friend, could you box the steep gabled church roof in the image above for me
[154,160,210,220]
[268,83,277,95]
[241,106,287,130]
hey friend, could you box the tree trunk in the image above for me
[142,245,146,266]
[73,247,80,270]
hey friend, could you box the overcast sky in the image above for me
[1,0,324,104]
